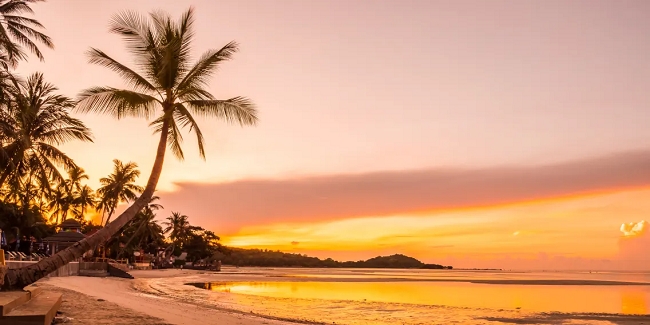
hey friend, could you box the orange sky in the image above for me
[13,0,650,269]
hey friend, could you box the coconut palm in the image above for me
[72,184,96,221]
[96,159,143,226]
[0,0,53,68]
[4,7,256,290]
[46,183,71,224]
[0,72,93,190]
[65,166,88,193]
[163,211,190,246]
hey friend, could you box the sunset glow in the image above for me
[13,0,650,271]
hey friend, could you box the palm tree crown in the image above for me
[97,159,144,225]
[0,0,54,68]
[163,211,190,245]
[76,7,257,161]
[0,72,93,189]
[2,7,258,290]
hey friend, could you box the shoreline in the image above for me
[265,275,650,285]
[38,268,650,325]
[39,270,301,325]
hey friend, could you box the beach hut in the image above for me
[42,219,86,255]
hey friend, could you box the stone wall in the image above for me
[6,261,80,277]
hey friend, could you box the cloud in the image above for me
[291,241,300,246]
[617,220,650,270]
[620,220,648,237]
[159,150,650,233]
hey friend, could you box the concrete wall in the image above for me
[6,261,80,277]
[133,263,152,270]
[78,262,107,271]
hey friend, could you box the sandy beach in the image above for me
[36,268,650,325]
[39,269,299,325]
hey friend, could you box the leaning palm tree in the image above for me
[96,159,143,226]
[2,7,257,289]
[0,73,93,189]
[0,0,53,68]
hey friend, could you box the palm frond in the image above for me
[109,10,154,55]
[176,41,238,93]
[87,48,158,94]
[174,103,205,158]
[76,87,160,119]
[34,142,77,170]
[185,97,258,126]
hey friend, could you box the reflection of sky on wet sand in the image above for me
[139,268,650,325]
[622,290,648,315]
[271,268,650,283]
[200,281,650,314]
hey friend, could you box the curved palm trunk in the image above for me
[104,209,115,226]
[2,120,169,290]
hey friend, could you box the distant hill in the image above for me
[213,248,452,269]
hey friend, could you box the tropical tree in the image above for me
[163,211,190,246]
[65,166,88,193]
[2,7,257,289]
[184,226,222,263]
[72,184,96,221]
[116,195,163,259]
[96,159,143,225]
[45,184,70,224]
[0,72,93,189]
[0,0,53,68]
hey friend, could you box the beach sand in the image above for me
[39,269,299,325]
[38,268,650,325]
[38,284,172,325]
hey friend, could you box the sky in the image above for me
[14,0,650,270]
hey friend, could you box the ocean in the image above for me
[139,267,650,324]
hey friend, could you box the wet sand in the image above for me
[39,268,650,325]
[39,270,299,325]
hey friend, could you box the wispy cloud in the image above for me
[159,150,650,233]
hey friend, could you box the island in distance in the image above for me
[213,249,454,269]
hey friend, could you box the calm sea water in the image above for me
[140,267,650,325]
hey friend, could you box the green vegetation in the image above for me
[213,249,452,269]
[1,1,452,289]
[1,3,257,289]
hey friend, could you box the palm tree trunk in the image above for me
[2,119,170,290]
[104,209,114,227]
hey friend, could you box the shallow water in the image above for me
[140,268,650,324]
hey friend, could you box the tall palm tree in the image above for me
[65,166,88,193]
[72,184,96,221]
[4,7,257,290]
[0,0,53,68]
[45,184,69,224]
[0,73,93,189]
[96,159,143,226]
[163,211,190,246]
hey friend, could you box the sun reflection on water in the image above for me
[195,281,650,314]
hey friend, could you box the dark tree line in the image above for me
[214,249,452,269]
